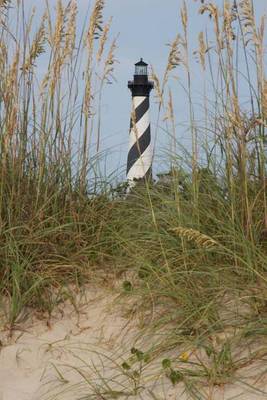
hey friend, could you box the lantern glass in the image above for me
[135,65,147,75]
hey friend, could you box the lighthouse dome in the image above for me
[135,58,148,75]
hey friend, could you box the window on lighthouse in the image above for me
[135,65,147,76]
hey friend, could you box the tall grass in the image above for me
[0,0,117,327]
[0,0,267,394]
[92,0,267,392]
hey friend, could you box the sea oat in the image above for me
[163,34,183,88]
[0,0,10,10]
[170,227,218,249]
[23,15,47,72]
[262,80,267,118]
[198,31,207,70]
[63,0,77,60]
[85,0,105,51]
[97,17,112,64]
[181,0,188,33]
[150,66,162,106]
[223,0,236,44]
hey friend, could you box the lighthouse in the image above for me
[127,59,154,186]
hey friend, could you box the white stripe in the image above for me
[128,109,150,150]
[127,144,152,181]
[133,96,146,109]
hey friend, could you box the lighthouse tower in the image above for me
[127,59,154,185]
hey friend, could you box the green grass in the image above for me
[0,0,266,398]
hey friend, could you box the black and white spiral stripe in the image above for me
[127,96,152,183]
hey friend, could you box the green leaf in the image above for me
[122,281,133,292]
[136,350,144,361]
[121,362,131,370]
[169,369,183,385]
[130,347,144,361]
[138,266,151,279]
[132,370,140,379]
[130,347,138,354]
[204,345,213,358]
[162,358,171,369]
[143,353,150,363]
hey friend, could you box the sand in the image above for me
[0,285,266,400]
[0,286,135,400]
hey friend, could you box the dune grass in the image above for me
[0,0,117,327]
[0,0,266,397]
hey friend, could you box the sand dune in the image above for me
[0,286,266,400]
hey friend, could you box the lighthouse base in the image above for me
[127,167,153,192]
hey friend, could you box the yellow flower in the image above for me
[179,352,189,362]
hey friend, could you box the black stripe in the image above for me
[127,125,151,174]
[129,97,149,130]
[135,97,149,123]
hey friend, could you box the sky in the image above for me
[19,0,267,179]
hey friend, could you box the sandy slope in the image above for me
[0,286,135,400]
[0,285,266,400]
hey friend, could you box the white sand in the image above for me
[0,286,135,400]
[0,285,266,400]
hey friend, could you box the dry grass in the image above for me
[0,1,266,398]
[0,0,118,328]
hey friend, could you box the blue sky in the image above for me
[22,0,267,179]
[103,0,266,177]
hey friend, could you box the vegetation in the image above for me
[0,0,266,398]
